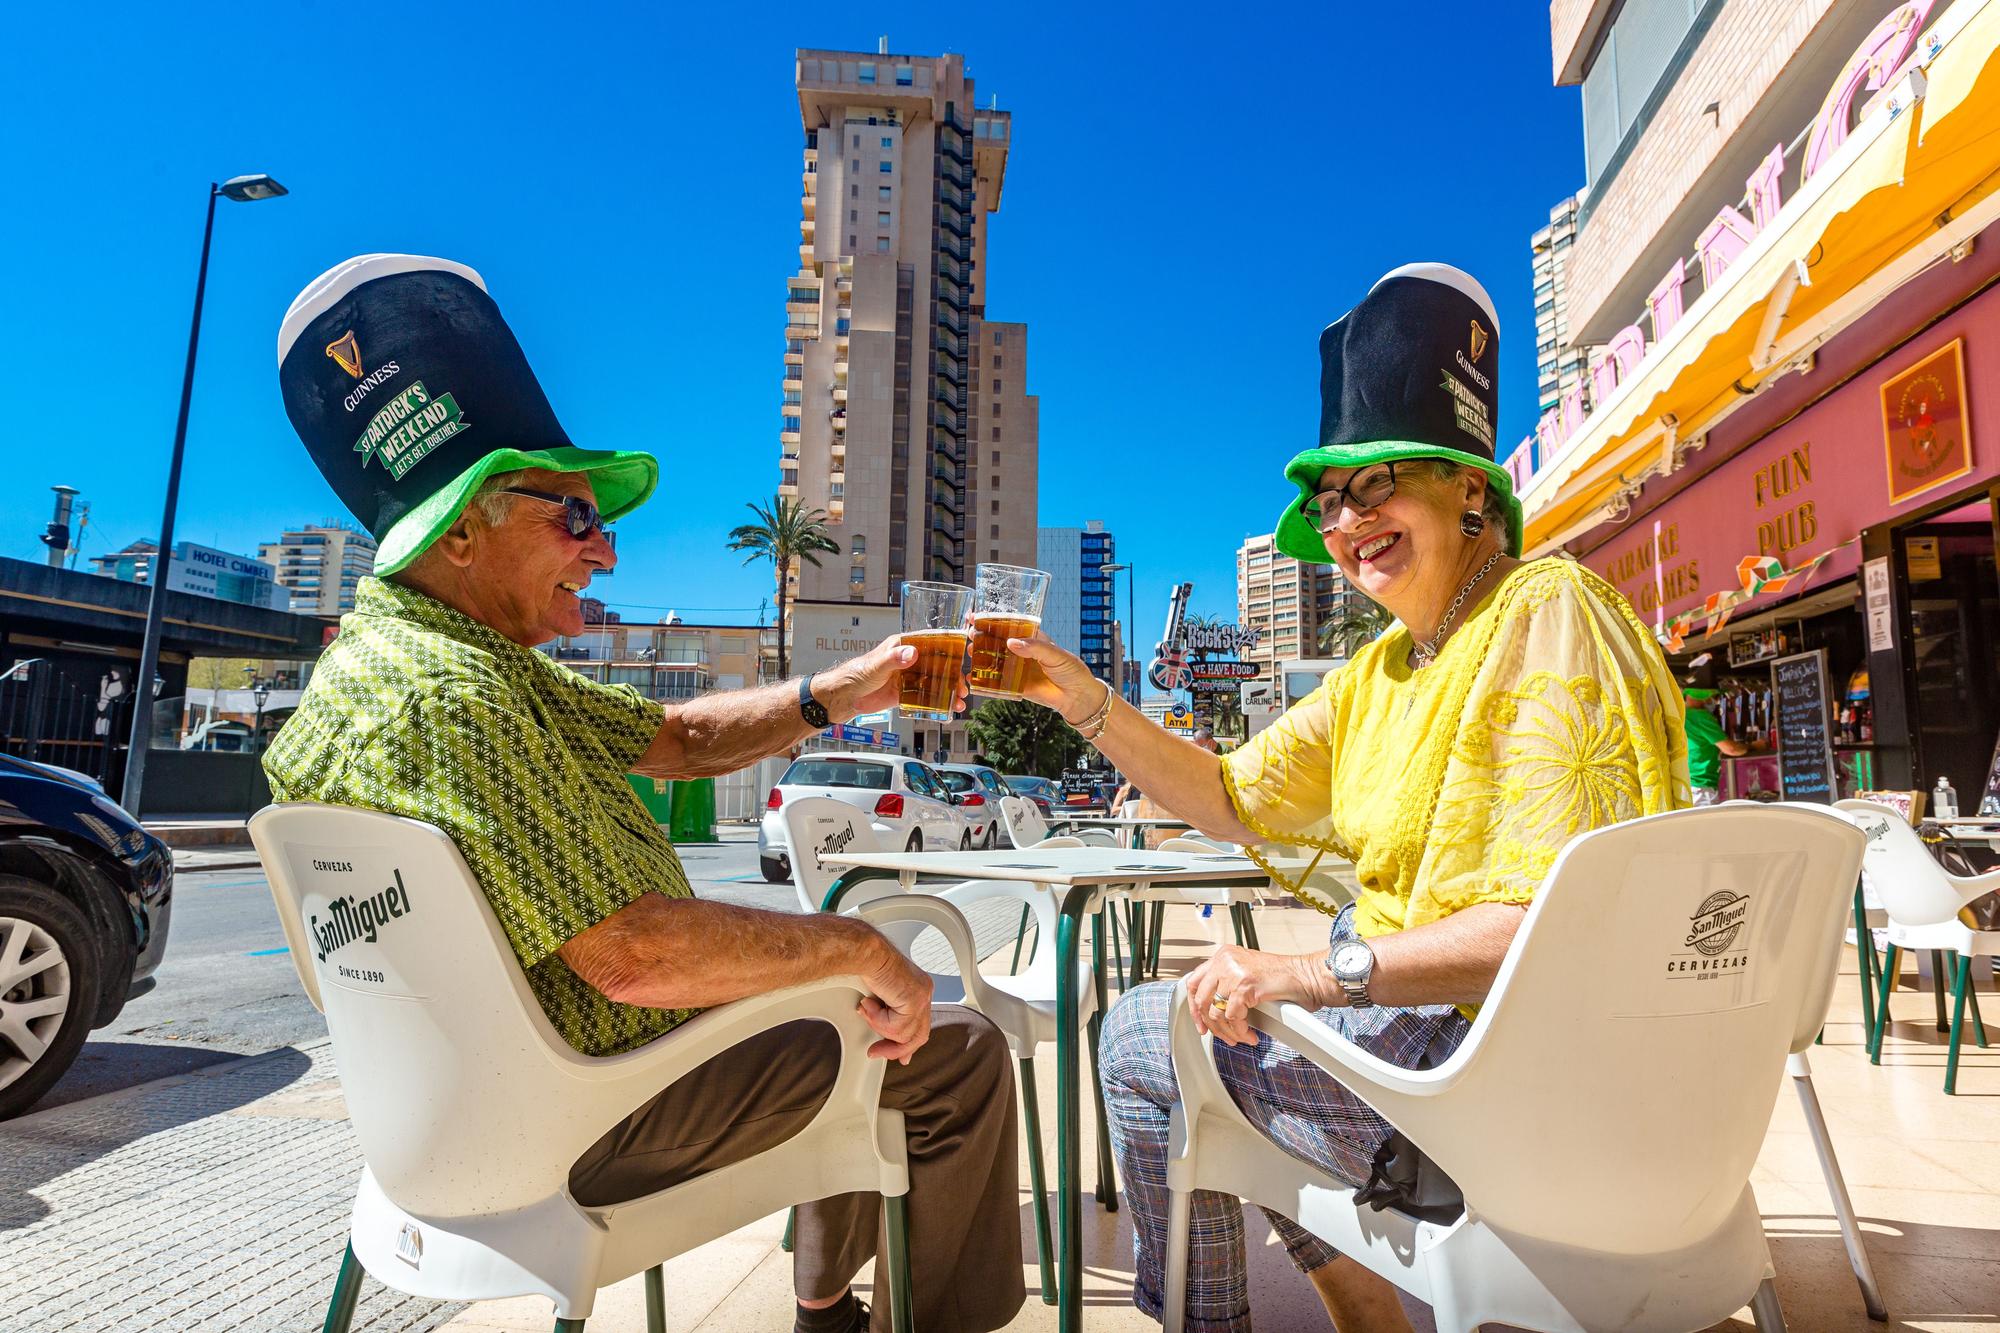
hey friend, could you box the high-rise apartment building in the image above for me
[258,523,377,615]
[1531,190,1593,416]
[783,47,1038,605]
[1035,522,1117,683]
[89,539,287,610]
[1235,532,1360,673]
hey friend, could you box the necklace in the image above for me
[1410,550,1504,669]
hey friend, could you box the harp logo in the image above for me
[326,331,365,378]
[1468,320,1489,363]
[325,330,403,413]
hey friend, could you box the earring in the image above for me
[1459,509,1487,538]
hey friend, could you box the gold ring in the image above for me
[1209,996,1231,1013]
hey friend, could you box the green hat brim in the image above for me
[1683,687,1719,701]
[372,445,659,577]
[1272,441,1524,564]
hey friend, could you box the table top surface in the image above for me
[1055,814,1195,828]
[821,845,1274,885]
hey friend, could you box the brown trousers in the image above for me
[569,1006,1026,1332]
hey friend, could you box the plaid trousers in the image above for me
[1098,907,1469,1332]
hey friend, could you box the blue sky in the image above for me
[0,3,1578,632]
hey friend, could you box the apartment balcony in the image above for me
[784,348,804,366]
[780,430,801,447]
[804,146,818,166]
[937,211,972,240]
[783,374,802,393]
[833,358,848,379]
[800,216,815,242]
[827,500,843,522]
[798,241,814,267]
[830,412,846,433]
[934,310,968,337]
[830,440,846,462]
[832,385,848,404]
[777,482,800,499]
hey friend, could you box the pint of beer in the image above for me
[899,581,972,721]
[969,564,1051,700]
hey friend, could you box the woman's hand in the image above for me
[1005,632,1108,723]
[1184,944,1328,1047]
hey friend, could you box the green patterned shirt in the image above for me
[263,576,698,1056]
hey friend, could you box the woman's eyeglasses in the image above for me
[502,488,607,539]
[1302,463,1399,533]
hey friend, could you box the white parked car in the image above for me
[759,752,970,883]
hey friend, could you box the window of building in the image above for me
[990,450,999,463]
[848,235,856,248]
[990,524,999,538]
[990,501,999,514]
[877,211,891,227]
[989,547,999,559]
[989,475,998,488]
[991,427,1001,442]
[879,185,892,200]
[880,136,893,148]
[993,355,1003,369]
[851,134,860,148]
[879,161,893,174]
[781,415,801,432]
[851,534,866,553]
[876,237,890,252]
[992,330,1003,345]
[850,567,865,584]
[993,380,1003,394]
[857,62,876,84]
[849,208,858,222]
[849,183,858,198]
[781,468,799,486]
[896,65,913,86]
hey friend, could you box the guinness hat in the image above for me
[1273,262,1521,562]
[277,254,657,577]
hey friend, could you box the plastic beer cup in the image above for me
[969,564,1051,700]
[898,581,972,721]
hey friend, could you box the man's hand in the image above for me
[860,942,934,1063]
[1183,944,1326,1047]
[816,635,969,721]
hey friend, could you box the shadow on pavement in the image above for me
[0,1044,314,1232]
[34,1038,249,1112]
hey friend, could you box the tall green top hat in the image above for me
[276,254,657,577]
[1273,262,1521,562]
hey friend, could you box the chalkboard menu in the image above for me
[1771,649,1837,803]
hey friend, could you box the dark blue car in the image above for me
[0,753,173,1117]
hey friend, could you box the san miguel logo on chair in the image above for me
[309,867,416,964]
[325,329,404,415]
[1669,890,1753,979]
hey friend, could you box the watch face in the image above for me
[1331,941,1372,980]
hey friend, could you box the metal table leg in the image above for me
[1054,887,1099,1333]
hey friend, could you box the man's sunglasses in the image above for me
[501,488,607,538]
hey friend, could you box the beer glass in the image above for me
[899,581,972,721]
[969,564,1051,700]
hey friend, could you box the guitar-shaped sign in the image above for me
[1147,581,1195,692]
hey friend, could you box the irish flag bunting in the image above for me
[1653,544,1845,650]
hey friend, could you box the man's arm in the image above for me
[557,893,934,1061]
[634,637,951,779]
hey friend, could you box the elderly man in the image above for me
[265,255,1023,1333]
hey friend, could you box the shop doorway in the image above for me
[1900,498,2000,809]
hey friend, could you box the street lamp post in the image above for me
[120,174,288,816]
[1099,563,1136,702]
[248,680,272,820]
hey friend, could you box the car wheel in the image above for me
[0,877,99,1121]
[982,824,998,850]
[760,855,791,884]
[960,829,973,851]
[905,832,923,853]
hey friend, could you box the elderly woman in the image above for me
[1010,264,1686,1331]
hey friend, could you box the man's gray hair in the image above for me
[468,469,537,526]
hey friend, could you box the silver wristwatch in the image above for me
[1327,938,1376,1009]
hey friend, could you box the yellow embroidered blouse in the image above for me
[1223,559,1688,941]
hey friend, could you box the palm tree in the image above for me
[727,497,839,680]
[1317,594,1394,658]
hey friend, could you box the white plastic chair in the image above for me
[249,803,914,1333]
[1161,803,1865,1333]
[1835,799,1998,1094]
[782,795,1095,1303]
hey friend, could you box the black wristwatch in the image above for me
[797,674,831,728]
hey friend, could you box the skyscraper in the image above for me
[1035,521,1117,684]
[258,523,377,615]
[1531,190,1593,417]
[784,47,1038,605]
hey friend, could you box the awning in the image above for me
[1521,0,2000,552]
